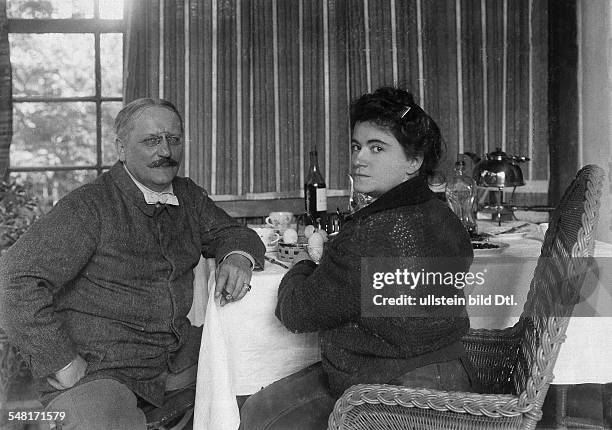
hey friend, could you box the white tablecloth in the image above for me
[189,258,320,430]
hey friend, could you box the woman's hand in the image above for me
[215,253,253,306]
[47,354,87,390]
[292,250,313,265]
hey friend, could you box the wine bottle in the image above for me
[304,150,327,226]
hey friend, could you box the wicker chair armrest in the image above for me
[329,384,529,423]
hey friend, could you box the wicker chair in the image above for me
[328,164,605,430]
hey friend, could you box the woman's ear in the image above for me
[405,155,424,179]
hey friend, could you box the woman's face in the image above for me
[351,121,422,198]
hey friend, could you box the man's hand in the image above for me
[47,354,87,390]
[215,253,253,306]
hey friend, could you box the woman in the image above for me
[240,87,475,430]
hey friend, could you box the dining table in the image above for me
[188,220,612,430]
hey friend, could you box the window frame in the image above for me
[7,3,125,177]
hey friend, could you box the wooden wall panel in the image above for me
[395,0,420,98]
[187,0,214,190]
[368,0,395,89]
[239,0,251,194]
[422,0,460,173]
[531,0,549,181]
[277,0,301,192]
[506,0,528,159]
[216,0,238,195]
[163,0,185,111]
[251,0,275,193]
[460,0,485,159]
[302,0,327,186]
[328,0,350,190]
[485,0,504,154]
[347,0,368,97]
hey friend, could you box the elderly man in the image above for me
[0,98,265,429]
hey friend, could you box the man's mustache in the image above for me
[148,158,179,168]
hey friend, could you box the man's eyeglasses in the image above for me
[141,133,183,147]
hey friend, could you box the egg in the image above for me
[282,228,298,244]
[308,231,325,247]
[304,225,316,239]
[308,245,323,262]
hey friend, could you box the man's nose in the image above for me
[157,135,171,158]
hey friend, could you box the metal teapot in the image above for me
[463,148,529,188]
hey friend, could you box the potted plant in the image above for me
[0,180,41,253]
[0,180,42,408]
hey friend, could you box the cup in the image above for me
[265,212,295,232]
[539,222,549,238]
[250,226,281,252]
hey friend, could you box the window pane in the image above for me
[101,33,123,97]
[102,101,123,165]
[99,0,124,19]
[10,170,98,213]
[10,34,95,97]
[7,0,94,19]
[11,102,96,168]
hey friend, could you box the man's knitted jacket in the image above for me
[0,162,265,406]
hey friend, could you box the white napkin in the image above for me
[193,265,241,430]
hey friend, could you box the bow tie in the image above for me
[144,192,179,206]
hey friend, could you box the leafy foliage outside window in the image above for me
[7,0,123,212]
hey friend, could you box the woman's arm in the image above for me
[275,240,363,333]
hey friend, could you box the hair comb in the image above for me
[399,105,412,119]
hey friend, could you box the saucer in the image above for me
[471,241,510,256]
[490,232,527,241]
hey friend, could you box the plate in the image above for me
[490,232,527,241]
[513,210,550,224]
[471,241,509,256]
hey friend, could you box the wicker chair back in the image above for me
[511,165,604,410]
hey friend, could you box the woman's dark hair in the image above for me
[350,87,444,178]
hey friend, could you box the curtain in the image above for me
[123,0,549,207]
[0,0,12,180]
[123,0,161,103]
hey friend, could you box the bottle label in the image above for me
[316,187,327,211]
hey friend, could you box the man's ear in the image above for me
[115,138,126,162]
[405,155,424,178]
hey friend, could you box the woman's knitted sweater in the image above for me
[276,175,474,396]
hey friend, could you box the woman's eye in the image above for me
[351,144,360,152]
[370,145,383,153]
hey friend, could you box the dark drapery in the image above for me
[123,0,550,208]
[123,0,161,102]
[0,0,12,180]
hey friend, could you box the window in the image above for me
[7,0,124,211]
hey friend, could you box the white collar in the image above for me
[123,164,179,206]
